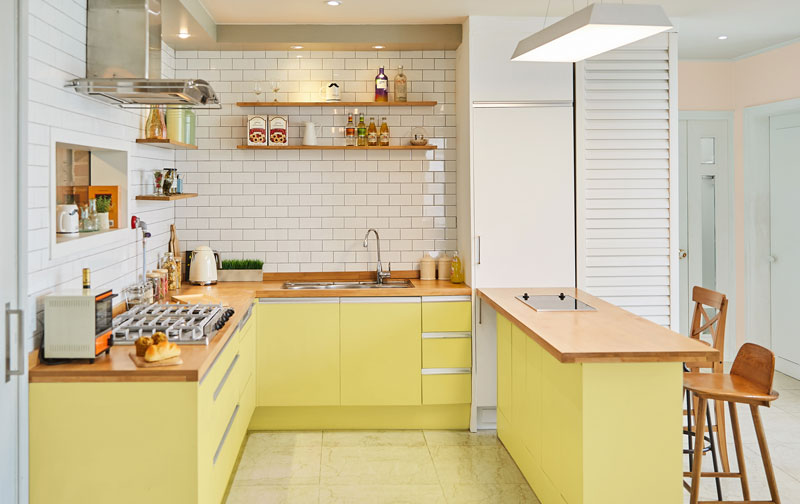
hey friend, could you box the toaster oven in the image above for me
[43,289,114,360]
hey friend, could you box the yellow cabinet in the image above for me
[422,372,471,405]
[256,298,340,406]
[340,297,422,406]
[422,296,471,332]
[496,313,512,426]
[422,336,472,368]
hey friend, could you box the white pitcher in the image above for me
[302,121,323,146]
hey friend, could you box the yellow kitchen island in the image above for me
[478,288,718,504]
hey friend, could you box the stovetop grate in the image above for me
[112,303,227,345]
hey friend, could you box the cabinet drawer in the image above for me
[422,372,472,405]
[422,336,472,368]
[422,297,471,333]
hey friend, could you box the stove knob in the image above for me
[226,309,235,317]
[214,321,224,330]
[522,293,529,301]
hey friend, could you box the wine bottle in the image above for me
[357,114,367,146]
[345,114,355,146]
[394,66,407,102]
[375,66,388,102]
[379,117,389,146]
[367,117,378,146]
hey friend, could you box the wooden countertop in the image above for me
[477,288,718,364]
[29,279,471,383]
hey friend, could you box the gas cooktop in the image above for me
[516,292,596,312]
[111,303,235,345]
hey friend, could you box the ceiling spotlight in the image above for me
[373,45,385,49]
[290,45,304,49]
[326,0,342,5]
[717,35,728,40]
[177,31,190,39]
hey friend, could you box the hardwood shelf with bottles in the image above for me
[236,145,437,151]
[135,193,198,201]
[136,138,198,150]
[235,101,438,108]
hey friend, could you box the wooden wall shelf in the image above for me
[135,193,198,201]
[236,145,437,151]
[235,101,438,108]
[136,139,198,150]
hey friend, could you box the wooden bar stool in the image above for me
[684,343,781,504]
[685,286,730,472]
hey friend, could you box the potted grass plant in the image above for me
[217,258,264,282]
[96,196,111,230]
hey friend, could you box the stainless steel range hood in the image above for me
[66,0,219,108]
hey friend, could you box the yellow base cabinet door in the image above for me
[496,313,513,431]
[340,297,422,406]
[421,296,472,332]
[256,298,340,406]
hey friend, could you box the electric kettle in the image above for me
[189,246,221,285]
[56,204,79,234]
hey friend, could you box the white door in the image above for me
[1,0,22,501]
[471,104,575,428]
[473,105,576,288]
[678,119,729,339]
[769,113,800,377]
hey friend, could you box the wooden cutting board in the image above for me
[171,293,221,305]
[128,352,183,368]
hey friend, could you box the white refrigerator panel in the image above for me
[473,105,576,288]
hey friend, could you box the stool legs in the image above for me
[751,404,781,504]
[705,404,723,500]
[690,397,708,504]
[715,399,731,472]
[728,402,750,500]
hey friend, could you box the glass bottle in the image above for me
[450,251,465,284]
[379,117,389,146]
[162,168,175,195]
[164,252,180,291]
[374,66,388,102]
[357,114,367,146]
[345,114,356,146]
[394,65,407,102]
[367,117,378,146]
[88,198,99,232]
[145,105,164,139]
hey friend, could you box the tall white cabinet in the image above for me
[457,17,576,430]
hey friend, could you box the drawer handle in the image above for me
[421,296,471,303]
[199,327,238,386]
[422,332,471,339]
[214,354,239,401]
[213,404,239,465]
[422,368,471,375]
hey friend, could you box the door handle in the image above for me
[476,236,481,265]
[5,302,24,383]
[769,255,776,263]
[679,249,687,259]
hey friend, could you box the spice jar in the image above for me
[164,252,180,291]
[155,268,169,300]
[420,252,436,281]
[146,272,162,302]
[437,252,452,281]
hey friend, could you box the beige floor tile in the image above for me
[233,445,321,486]
[773,371,800,391]
[320,446,439,486]
[423,430,501,447]
[319,484,446,503]
[441,483,540,504]
[429,445,526,485]
[246,431,323,447]
[322,430,426,447]
[225,485,320,504]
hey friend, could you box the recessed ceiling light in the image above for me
[290,45,304,49]
[177,31,190,39]
[372,45,385,49]
[326,0,342,5]
[717,35,728,40]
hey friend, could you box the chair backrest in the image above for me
[690,286,728,363]
[731,343,776,395]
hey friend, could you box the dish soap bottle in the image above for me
[450,251,464,284]
[420,252,436,280]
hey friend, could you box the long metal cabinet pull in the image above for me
[476,236,481,265]
[5,302,23,383]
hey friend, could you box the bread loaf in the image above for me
[144,341,181,362]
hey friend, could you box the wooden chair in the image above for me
[686,286,730,473]
[684,343,781,504]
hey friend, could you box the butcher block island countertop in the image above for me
[28,279,471,383]
[477,287,718,364]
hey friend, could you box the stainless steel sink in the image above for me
[282,279,414,290]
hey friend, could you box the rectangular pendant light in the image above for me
[511,3,672,62]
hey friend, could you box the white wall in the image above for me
[172,49,457,272]
[26,0,175,346]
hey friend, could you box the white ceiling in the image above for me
[197,0,800,59]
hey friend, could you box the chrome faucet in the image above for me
[363,228,391,283]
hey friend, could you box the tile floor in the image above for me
[225,371,800,504]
